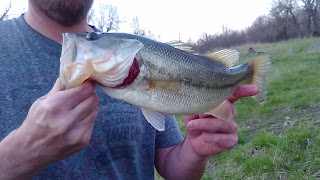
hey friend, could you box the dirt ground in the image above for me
[238,102,320,135]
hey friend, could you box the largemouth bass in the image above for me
[60,32,269,131]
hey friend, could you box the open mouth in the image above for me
[60,33,144,90]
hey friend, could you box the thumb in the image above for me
[184,115,200,124]
[184,115,203,137]
[47,78,61,96]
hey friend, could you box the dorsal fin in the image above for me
[205,49,239,67]
[167,41,199,55]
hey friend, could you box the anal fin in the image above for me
[141,108,165,131]
[205,101,233,121]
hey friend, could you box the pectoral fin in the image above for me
[148,79,181,94]
[205,101,233,121]
[141,108,165,131]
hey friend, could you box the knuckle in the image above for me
[91,93,100,106]
[228,136,239,148]
[79,138,90,147]
[94,93,99,101]
[43,100,62,114]
[66,135,81,146]
[232,123,239,133]
[79,132,93,148]
[81,83,94,95]
[55,122,72,135]
[233,136,239,145]
[88,107,99,122]
[233,109,238,118]
[77,140,89,148]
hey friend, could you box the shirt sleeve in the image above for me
[155,115,184,148]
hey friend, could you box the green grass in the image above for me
[207,38,320,180]
[235,39,320,121]
[155,38,320,180]
[203,126,320,180]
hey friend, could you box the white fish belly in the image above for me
[121,83,237,115]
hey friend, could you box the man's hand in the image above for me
[156,85,259,180]
[184,85,259,157]
[0,79,99,179]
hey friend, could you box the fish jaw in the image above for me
[59,32,144,90]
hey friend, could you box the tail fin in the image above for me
[248,55,270,103]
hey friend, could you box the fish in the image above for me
[59,32,270,131]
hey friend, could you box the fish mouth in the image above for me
[59,33,144,90]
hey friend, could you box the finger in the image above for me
[81,123,95,146]
[201,132,238,149]
[67,123,95,156]
[184,115,202,136]
[198,114,214,119]
[187,118,238,134]
[184,114,200,128]
[57,80,96,109]
[47,78,61,96]
[73,106,99,129]
[65,107,98,146]
[70,123,95,150]
[186,128,204,137]
[228,85,259,103]
[184,115,200,122]
[71,92,99,121]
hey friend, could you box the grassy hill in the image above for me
[156,38,320,180]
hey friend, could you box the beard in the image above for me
[30,0,94,26]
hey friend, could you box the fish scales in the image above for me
[106,33,237,86]
[59,32,269,131]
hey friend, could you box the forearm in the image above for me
[0,130,44,180]
[160,137,209,180]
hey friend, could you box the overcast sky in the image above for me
[2,0,273,42]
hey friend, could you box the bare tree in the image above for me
[0,0,11,21]
[172,0,320,51]
[221,25,230,47]
[95,4,121,32]
[300,0,320,36]
[87,9,95,25]
[270,0,305,40]
[130,16,160,40]
[277,0,304,38]
[131,16,145,36]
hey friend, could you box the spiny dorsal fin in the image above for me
[167,41,199,55]
[205,49,239,67]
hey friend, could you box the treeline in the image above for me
[188,0,320,53]
[2,0,319,54]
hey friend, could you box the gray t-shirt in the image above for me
[0,15,184,179]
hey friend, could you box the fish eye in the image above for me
[86,32,99,41]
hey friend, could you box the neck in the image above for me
[24,2,94,44]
